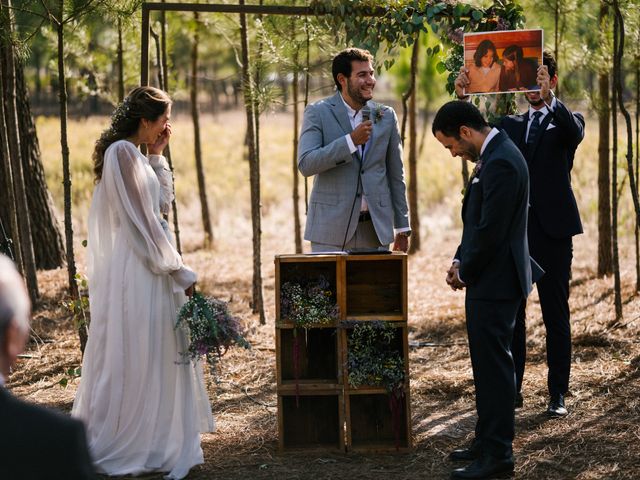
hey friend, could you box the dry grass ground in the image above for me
[7,109,640,479]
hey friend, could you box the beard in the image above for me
[346,80,371,108]
[526,93,544,107]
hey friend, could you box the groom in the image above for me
[433,101,539,479]
[298,47,410,252]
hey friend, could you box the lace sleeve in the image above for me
[148,154,174,216]
[100,142,195,290]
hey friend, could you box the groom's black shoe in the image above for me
[451,456,514,479]
[546,394,568,417]
[514,392,523,409]
[449,446,480,462]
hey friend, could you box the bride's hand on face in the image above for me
[148,123,171,155]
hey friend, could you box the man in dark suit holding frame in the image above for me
[456,52,585,416]
[0,255,95,479]
[433,101,537,479]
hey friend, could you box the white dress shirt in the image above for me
[526,95,557,141]
[340,94,370,212]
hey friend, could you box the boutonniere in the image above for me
[470,160,483,178]
[461,160,483,199]
[370,102,386,124]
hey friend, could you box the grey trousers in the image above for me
[310,219,386,252]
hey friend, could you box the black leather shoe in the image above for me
[514,392,523,409]
[449,446,480,461]
[451,456,514,479]
[546,394,568,417]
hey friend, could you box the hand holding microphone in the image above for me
[350,106,372,146]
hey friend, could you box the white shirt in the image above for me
[339,94,410,235]
[526,95,557,141]
[340,94,370,212]
[480,127,500,156]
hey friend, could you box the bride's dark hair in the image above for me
[93,86,171,181]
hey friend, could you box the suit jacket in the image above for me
[498,99,584,239]
[298,92,409,245]
[0,387,96,479]
[456,130,535,300]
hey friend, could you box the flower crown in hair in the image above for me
[110,99,132,130]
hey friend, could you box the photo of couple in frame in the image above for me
[463,29,543,96]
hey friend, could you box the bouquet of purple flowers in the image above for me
[176,292,250,367]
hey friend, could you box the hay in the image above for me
[7,202,640,479]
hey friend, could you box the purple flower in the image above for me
[495,17,511,31]
[447,27,464,45]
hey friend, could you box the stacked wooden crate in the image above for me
[275,253,411,452]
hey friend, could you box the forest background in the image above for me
[1,0,640,478]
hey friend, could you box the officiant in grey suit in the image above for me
[298,47,410,252]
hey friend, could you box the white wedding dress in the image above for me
[72,140,214,479]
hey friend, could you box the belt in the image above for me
[358,211,372,223]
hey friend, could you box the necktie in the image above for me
[527,111,543,146]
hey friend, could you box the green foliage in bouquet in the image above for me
[346,320,405,393]
[280,276,339,328]
[176,292,250,367]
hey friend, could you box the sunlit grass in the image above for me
[36,108,635,242]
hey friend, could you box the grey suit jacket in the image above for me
[298,92,409,246]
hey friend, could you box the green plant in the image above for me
[346,320,405,393]
[280,276,339,328]
[59,366,82,388]
[62,272,90,331]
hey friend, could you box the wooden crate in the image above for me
[345,254,407,321]
[345,390,411,452]
[274,253,410,453]
[278,390,344,452]
[275,254,341,326]
[341,323,409,392]
[341,322,412,452]
[276,326,341,389]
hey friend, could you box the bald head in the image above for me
[0,255,30,377]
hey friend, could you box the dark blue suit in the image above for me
[455,130,535,459]
[0,387,96,479]
[499,99,584,397]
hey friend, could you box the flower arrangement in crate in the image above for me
[345,320,406,449]
[176,292,250,371]
[280,276,339,402]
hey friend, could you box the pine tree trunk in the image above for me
[612,1,640,233]
[0,6,21,271]
[239,1,265,324]
[597,5,613,277]
[407,35,420,254]
[117,17,125,102]
[303,18,311,216]
[1,0,39,302]
[611,12,622,321]
[554,0,561,96]
[15,60,65,270]
[191,12,213,248]
[159,3,181,254]
[635,59,639,291]
[57,17,78,300]
[292,58,302,254]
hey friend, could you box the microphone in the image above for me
[361,106,371,122]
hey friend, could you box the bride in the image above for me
[72,86,214,479]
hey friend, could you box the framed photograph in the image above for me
[463,29,543,95]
